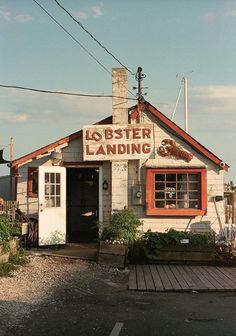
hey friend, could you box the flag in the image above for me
[0,149,10,164]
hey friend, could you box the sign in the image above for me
[83,124,154,161]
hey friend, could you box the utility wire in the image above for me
[0,84,136,100]
[32,0,111,75]
[53,0,135,76]
[32,0,136,98]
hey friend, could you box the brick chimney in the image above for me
[112,68,128,124]
[111,68,128,211]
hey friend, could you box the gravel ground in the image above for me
[0,255,128,335]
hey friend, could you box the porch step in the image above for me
[30,243,99,261]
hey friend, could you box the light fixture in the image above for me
[50,151,62,165]
[102,180,108,190]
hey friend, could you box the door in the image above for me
[67,168,99,242]
[38,166,66,246]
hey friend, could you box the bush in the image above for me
[143,229,214,256]
[0,215,14,252]
[101,209,142,246]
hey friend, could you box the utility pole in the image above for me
[131,67,146,122]
[9,137,14,201]
[183,76,188,133]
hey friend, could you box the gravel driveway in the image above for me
[0,255,128,336]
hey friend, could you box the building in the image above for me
[10,68,229,246]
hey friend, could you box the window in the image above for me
[44,172,61,207]
[146,169,207,216]
[27,167,38,197]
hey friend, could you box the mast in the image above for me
[183,76,188,133]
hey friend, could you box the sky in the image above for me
[0,0,235,181]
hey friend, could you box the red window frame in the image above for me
[27,167,38,198]
[146,168,207,216]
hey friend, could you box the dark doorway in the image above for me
[66,168,99,243]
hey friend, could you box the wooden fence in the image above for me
[0,201,19,221]
[225,204,236,224]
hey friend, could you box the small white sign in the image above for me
[180,239,189,244]
[83,124,154,161]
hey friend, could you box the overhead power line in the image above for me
[32,0,136,98]
[32,0,111,75]
[53,0,135,76]
[0,84,136,100]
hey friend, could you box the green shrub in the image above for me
[143,229,214,256]
[0,215,14,252]
[101,209,142,246]
[8,249,29,266]
[0,262,16,277]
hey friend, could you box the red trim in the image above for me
[12,116,112,168]
[146,168,207,217]
[61,161,103,166]
[144,101,229,171]
[27,167,38,198]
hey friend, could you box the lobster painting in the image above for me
[158,139,193,163]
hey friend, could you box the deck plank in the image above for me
[182,265,206,290]
[163,265,182,290]
[156,265,173,290]
[149,265,164,291]
[143,265,155,291]
[190,266,216,290]
[218,267,236,279]
[207,266,236,289]
[128,264,137,290]
[199,266,224,290]
[170,265,190,290]
[136,264,146,291]
[178,265,198,289]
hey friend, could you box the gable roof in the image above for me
[143,101,229,171]
[11,101,229,171]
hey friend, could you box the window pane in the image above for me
[166,182,176,189]
[189,200,199,208]
[177,200,189,208]
[177,174,188,182]
[155,182,164,190]
[45,173,49,183]
[155,200,165,208]
[51,173,55,183]
[32,172,38,194]
[166,188,176,199]
[56,197,61,207]
[177,192,188,200]
[155,174,165,182]
[155,192,164,199]
[189,182,199,190]
[56,185,60,195]
[45,185,50,195]
[189,174,198,181]
[166,200,176,208]
[56,173,60,183]
[166,174,176,181]
[189,191,199,199]
[51,185,55,196]
[178,182,187,191]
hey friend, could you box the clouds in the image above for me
[204,6,236,26]
[72,4,103,21]
[0,88,110,128]
[0,7,32,23]
[0,112,29,123]
[191,85,236,115]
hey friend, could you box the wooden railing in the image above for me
[225,204,236,224]
[0,201,19,221]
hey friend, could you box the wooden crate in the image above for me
[98,241,127,268]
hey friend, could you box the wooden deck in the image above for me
[129,264,236,292]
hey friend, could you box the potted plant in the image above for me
[98,209,142,268]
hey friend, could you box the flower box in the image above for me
[145,245,216,263]
[98,241,128,268]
